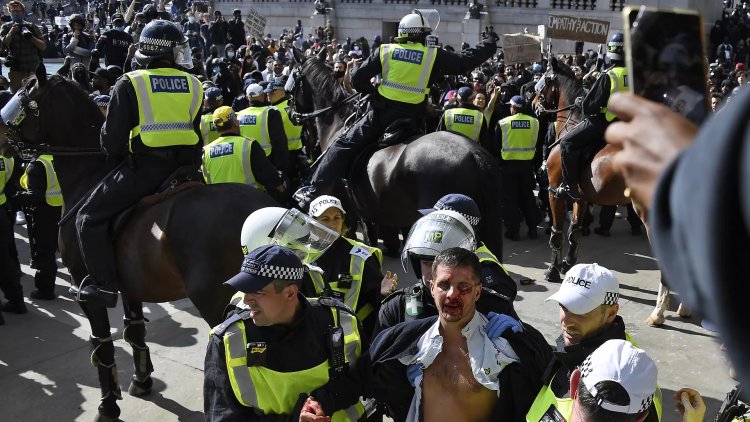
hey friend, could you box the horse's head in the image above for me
[289,48,315,115]
[534,56,562,110]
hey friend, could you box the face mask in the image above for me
[227,51,235,59]
[114,25,125,32]
[333,70,345,79]
[11,15,22,23]
[212,66,220,74]
[188,16,195,23]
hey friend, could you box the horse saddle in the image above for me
[110,165,203,238]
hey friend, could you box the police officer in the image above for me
[265,81,305,186]
[527,263,662,422]
[294,10,497,209]
[75,20,203,308]
[376,209,517,337]
[496,95,542,241]
[202,106,285,193]
[200,87,224,145]
[14,154,62,300]
[0,148,26,320]
[203,245,365,421]
[94,13,133,68]
[556,33,628,201]
[238,83,288,173]
[438,86,488,144]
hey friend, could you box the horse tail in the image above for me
[470,146,505,259]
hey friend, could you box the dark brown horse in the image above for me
[534,58,689,324]
[1,69,277,421]
[289,51,506,257]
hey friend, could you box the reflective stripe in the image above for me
[381,79,426,94]
[475,245,509,276]
[499,113,539,161]
[603,67,628,121]
[443,108,483,141]
[238,107,272,155]
[223,322,260,408]
[241,138,252,185]
[0,156,13,205]
[278,99,303,151]
[202,136,260,189]
[416,47,436,92]
[37,155,62,206]
[129,71,155,126]
[378,43,437,104]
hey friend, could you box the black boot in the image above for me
[30,289,56,300]
[0,310,5,325]
[77,276,119,308]
[0,300,27,314]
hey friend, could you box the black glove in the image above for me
[574,96,584,109]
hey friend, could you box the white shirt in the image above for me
[398,311,520,422]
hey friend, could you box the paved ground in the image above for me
[0,209,736,421]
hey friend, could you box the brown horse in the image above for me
[1,69,277,421]
[534,57,689,325]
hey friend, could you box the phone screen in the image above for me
[624,6,709,124]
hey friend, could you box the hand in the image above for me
[674,388,706,422]
[127,43,138,57]
[299,396,330,422]
[573,96,583,109]
[406,363,423,387]
[486,312,523,338]
[9,24,20,35]
[534,100,548,117]
[605,93,697,211]
[380,271,398,296]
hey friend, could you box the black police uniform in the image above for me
[306,38,497,199]
[95,28,133,68]
[14,160,61,299]
[203,294,364,421]
[0,160,24,316]
[559,64,620,194]
[75,70,202,296]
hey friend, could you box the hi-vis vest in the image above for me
[215,293,364,421]
[277,99,303,151]
[238,106,273,156]
[20,155,62,207]
[200,113,221,145]
[475,244,510,276]
[443,107,484,142]
[378,43,437,104]
[202,136,261,189]
[498,113,539,161]
[0,155,14,206]
[602,66,628,122]
[126,68,202,150]
[526,334,663,422]
[308,238,383,322]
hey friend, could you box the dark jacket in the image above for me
[580,65,619,116]
[95,28,133,67]
[227,17,246,49]
[209,20,230,45]
[363,315,551,422]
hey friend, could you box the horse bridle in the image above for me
[289,65,363,123]
[2,80,103,157]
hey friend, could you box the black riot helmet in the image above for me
[135,20,193,69]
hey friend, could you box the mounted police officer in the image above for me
[556,33,628,201]
[76,20,203,308]
[294,10,498,209]
[438,86,488,144]
[203,244,366,421]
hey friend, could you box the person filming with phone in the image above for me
[555,33,628,201]
[0,0,46,92]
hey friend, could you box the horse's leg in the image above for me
[562,200,587,273]
[80,303,122,421]
[544,192,565,282]
[647,282,670,327]
[122,299,154,396]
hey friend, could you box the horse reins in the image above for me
[293,92,362,122]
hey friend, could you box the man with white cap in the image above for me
[568,339,658,422]
[203,244,366,421]
[527,263,662,422]
[237,83,289,173]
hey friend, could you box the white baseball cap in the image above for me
[546,263,619,314]
[245,83,264,97]
[578,339,658,414]
[309,195,346,218]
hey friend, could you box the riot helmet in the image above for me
[606,32,625,62]
[135,20,193,69]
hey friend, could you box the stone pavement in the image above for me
[0,212,735,421]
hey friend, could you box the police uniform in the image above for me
[496,107,542,237]
[559,64,628,195]
[237,102,289,173]
[76,66,203,299]
[0,154,25,315]
[203,245,365,421]
[270,95,305,190]
[302,236,384,343]
[15,155,62,299]
[201,113,221,145]
[439,104,487,143]
[303,37,496,202]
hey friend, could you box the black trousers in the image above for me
[26,204,61,294]
[598,204,641,230]
[76,155,190,285]
[310,105,415,193]
[501,160,542,232]
[0,204,23,303]
[560,114,608,188]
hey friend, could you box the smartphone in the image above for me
[624,6,709,124]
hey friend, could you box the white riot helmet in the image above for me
[401,210,476,279]
[240,207,339,264]
[397,9,438,43]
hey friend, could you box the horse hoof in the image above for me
[677,304,692,318]
[128,375,153,396]
[95,400,120,422]
[544,268,561,283]
[646,313,665,327]
[561,261,573,275]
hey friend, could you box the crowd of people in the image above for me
[0,1,748,421]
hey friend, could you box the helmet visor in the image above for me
[400,213,476,271]
[174,41,193,69]
[1,92,26,126]
[272,208,339,264]
[414,9,440,32]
